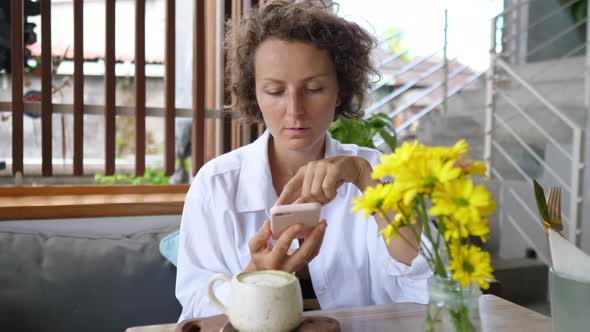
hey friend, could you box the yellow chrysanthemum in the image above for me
[351,183,397,217]
[429,179,496,222]
[380,223,397,245]
[379,213,409,244]
[449,244,494,289]
[372,141,425,179]
[441,216,490,242]
[354,139,496,294]
[458,160,487,177]
[428,139,468,161]
[392,157,462,205]
[466,217,490,242]
[442,217,470,241]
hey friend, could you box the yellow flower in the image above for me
[393,157,462,205]
[431,159,463,184]
[355,138,497,293]
[380,223,396,245]
[428,139,468,161]
[429,179,496,223]
[352,183,396,217]
[379,212,409,244]
[458,160,487,177]
[449,244,494,289]
[441,216,490,242]
[372,141,424,179]
[466,217,490,242]
[442,218,470,241]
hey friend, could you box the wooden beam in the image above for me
[164,0,176,176]
[231,0,243,150]
[205,0,217,162]
[73,0,84,175]
[41,0,53,176]
[135,0,146,176]
[10,0,23,175]
[104,0,116,175]
[192,0,206,175]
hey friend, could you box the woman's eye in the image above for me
[305,87,323,93]
[265,90,284,96]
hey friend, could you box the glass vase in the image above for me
[424,276,482,332]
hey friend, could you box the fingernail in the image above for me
[320,222,327,231]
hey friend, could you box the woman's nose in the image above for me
[286,91,304,115]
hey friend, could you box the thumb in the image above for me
[250,220,271,253]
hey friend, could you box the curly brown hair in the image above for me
[225,0,377,123]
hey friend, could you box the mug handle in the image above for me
[207,273,231,314]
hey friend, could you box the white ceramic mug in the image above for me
[207,270,303,332]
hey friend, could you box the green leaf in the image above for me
[378,128,397,152]
[329,112,397,153]
[367,117,386,129]
[533,179,550,222]
[374,112,395,131]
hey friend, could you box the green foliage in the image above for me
[383,27,409,62]
[533,179,550,222]
[329,112,397,153]
[571,0,587,24]
[94,167,170,185]
[561,0,588,25]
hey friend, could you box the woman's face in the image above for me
[254,38,340,153]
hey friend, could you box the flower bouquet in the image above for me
[353,140,496,332]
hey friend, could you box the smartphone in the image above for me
[269,202,322,240]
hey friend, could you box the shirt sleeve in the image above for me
[361,148,432,304]
[366,217,433,304]
[175,173,240,320]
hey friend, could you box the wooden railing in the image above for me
[0,184,189,220]
[11,0,24,176]
[6,0,265,180]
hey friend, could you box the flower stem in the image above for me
[401,218,439,269]
[415,195,447,277]
[395,228,437,272]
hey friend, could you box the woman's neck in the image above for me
[268,135,326,193]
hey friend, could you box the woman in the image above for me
[176,0,431,320]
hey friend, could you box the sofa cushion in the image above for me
[160,230,180,267]
[0,216,182,332]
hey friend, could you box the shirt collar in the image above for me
[235,130,343,214]
[324,131,339,159]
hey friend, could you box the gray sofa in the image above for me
[0,215,182,332]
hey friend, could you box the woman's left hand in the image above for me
[276,156,374,205]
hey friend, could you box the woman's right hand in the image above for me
[244,220,327,273]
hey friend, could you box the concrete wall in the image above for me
[504,0,586,63]
[526,0,586,62]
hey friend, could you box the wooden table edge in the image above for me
[125,295,551,332]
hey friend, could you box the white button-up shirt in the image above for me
[176,131,432,320]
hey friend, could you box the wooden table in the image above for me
[126,295,551,332]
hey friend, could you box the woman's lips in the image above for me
[284,128,310,136]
